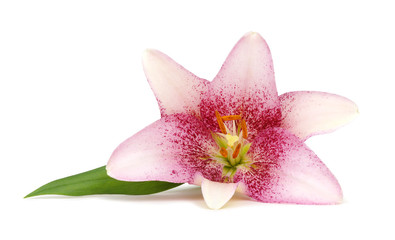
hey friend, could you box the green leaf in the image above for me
[25,166,183,198]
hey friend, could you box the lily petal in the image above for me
[143,49,208,117]
[201,178,238,210]
[279,91,358,140]
[107,114,219,183]
[240,127,342,204]
[200,32,281,137]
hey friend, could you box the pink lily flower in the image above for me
[106,32,358,209]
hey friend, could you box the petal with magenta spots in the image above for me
[200,32,281,138]
[238,127,342,204]
[107,114,221,184]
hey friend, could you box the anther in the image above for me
[232,143,241,159]
[241,119,248,139]
[220,147,228,158]
[215,110,227,134]
[221,115,242,121]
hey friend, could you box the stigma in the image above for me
[225,134,239,147]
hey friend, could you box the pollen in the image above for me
[232,143,242,159]
[220,147,228,157]
[215,110,227,134]
[225,134,239,147]
[221,115,242,121]
[241,119,248,139]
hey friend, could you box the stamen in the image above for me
[232,143,242,159]
[220,147,228,157]
[215,110,227,134]
[221,115,242,121]
[241,119,248,139]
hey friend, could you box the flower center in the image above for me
[225,134,239,147]
[210,111,253,182]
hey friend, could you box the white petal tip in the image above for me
[244,31,261,38]
[143,48,156,53]
[348,102,360,121]
[142,48,158,61]
[325,192,343,205]
[201,178,238,210]
[279,92,359,139]
[317,185,343,205]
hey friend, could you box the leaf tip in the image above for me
[24,192,34,199]
[24,189,40,198]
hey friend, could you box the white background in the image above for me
[1,0,394,239]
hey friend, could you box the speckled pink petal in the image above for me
[280,91,359,141]
[143,49,208,117]
[201,178,238,209]
[240,127,342,204]
[200,32,281,138]
[107,114,221,183]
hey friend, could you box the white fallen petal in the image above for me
[201,178,238,210]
